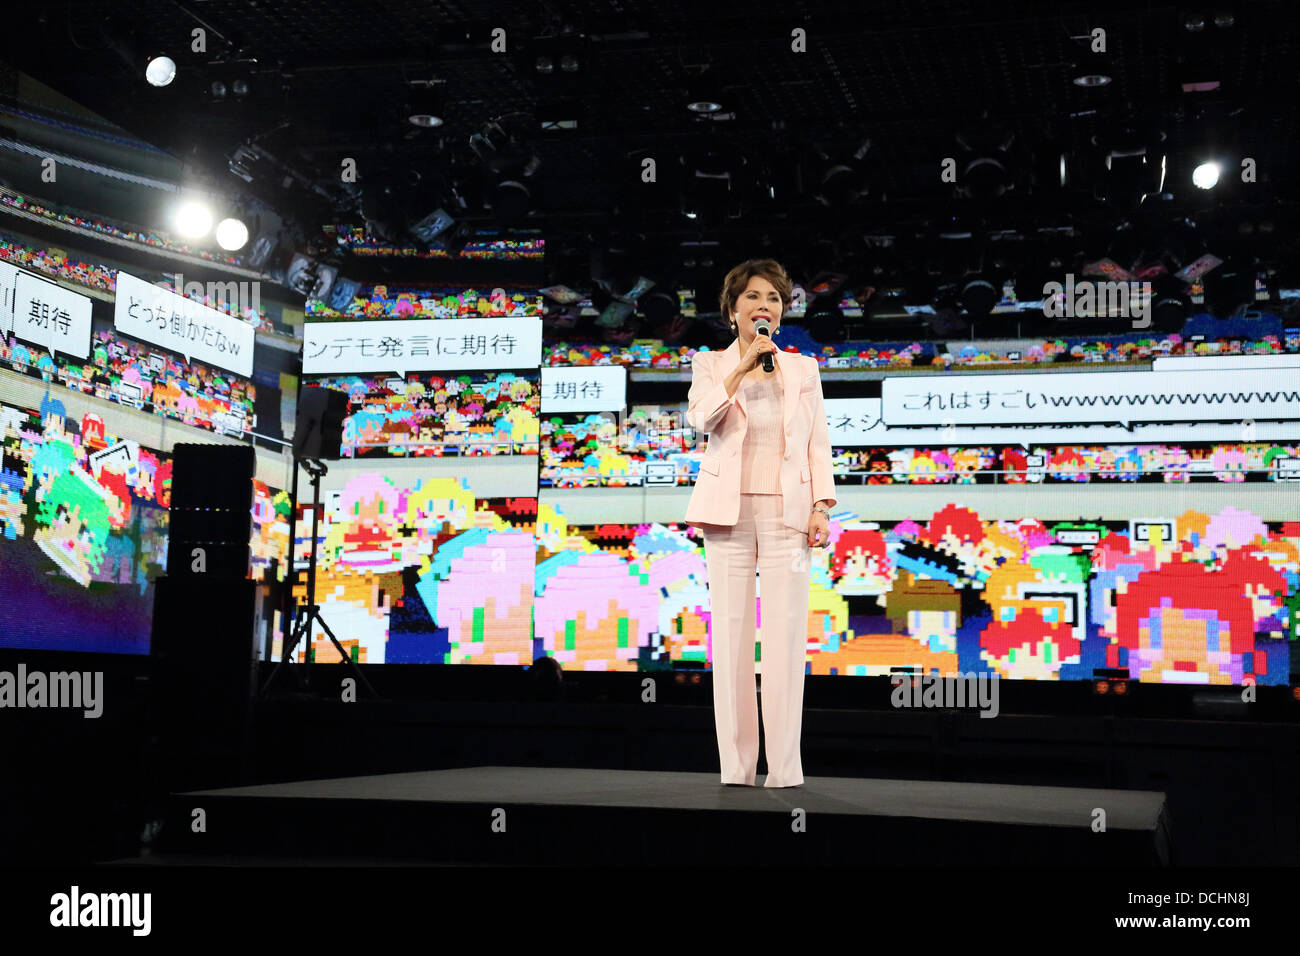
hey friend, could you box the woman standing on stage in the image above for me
[685,259,836,788]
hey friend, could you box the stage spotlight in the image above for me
[174,200,214,238]
[407,81,445,127]
[1203,258,1257,318]
[954,124,1015,200]
[685,67,725,114]
[216,218,249,250]
[530,32,587,129]
[1072,71,1111,88]
[1072,46,1113,87]
[410,208,456,244]
[227,144,259,182]
[146,55,176,87]
[488,174,535,222]
[959,278,999,316]
[431,221,474,257]
[103,21,176,88]
[1192,161,1220,189]
[286,253,338,300]
[244,231,278,270]
[1151,275,1189,330]
[1093,125,1167,207]
[204,59,257,104]
[640,288,679,324]
[811,139,871,206]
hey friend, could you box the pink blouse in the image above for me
[739,372,784,494]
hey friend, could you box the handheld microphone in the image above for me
[754,319,774,372]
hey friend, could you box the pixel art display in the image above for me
[541,403,695,487]
[0,394,286,654]
[260,464,1298,685]
[305,372,538,457]
[4,388,1294,684]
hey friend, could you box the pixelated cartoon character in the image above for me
[0,441,28,539]
[979,607,1082,679]
[1221,548,1288,640]
[951,448,982,483]
[94,465,131,530]
[248,480,278,577]
[1048,448,1088,482]
[830,527,893,594]
[1160,446,1191,483]
[0,483,23,539]
[1113,561,1259,684]
[970,523,1024,579]
[152,379,182,416]
[10,342,33,371]
[1001,446,1028,483]
[866,451,894,484]
[1203,505,1268,554]
[333,473,402,570]
[981,558,1075,629]
[354,410,388,448]
[1262,446,1295,481]
[135,449,159,502]
[155,458,172,509]
[905,608,957,653]
[33,466,115,587]
[1114,448,1142,482]
[872,572,963,670]
[931,450,954,482]
[39,390,68,436]
[908,451,943,484]
[30,431,76,502]
[922,504,985,556]
[1095,447,1118,480]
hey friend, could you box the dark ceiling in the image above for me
[4,0,1300,299]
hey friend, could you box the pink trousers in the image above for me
[702,493,811,788]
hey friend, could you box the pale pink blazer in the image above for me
[684,339,836,535]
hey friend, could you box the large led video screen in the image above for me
[263,458,1297,684]
[306,371,539,457]
[0,392,286,654]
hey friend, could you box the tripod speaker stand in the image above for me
[260,386,380,700]
[260,458,380,699]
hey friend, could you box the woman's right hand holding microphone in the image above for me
[742,334,779,372]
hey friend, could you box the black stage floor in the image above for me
[150,767,1172,865]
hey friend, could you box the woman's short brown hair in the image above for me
[719,258,794,330]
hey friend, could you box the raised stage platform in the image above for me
[153,767,1172,865]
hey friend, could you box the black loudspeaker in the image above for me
[151,576,258,791]
[166,443,255,579]
[293,386,348,459]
